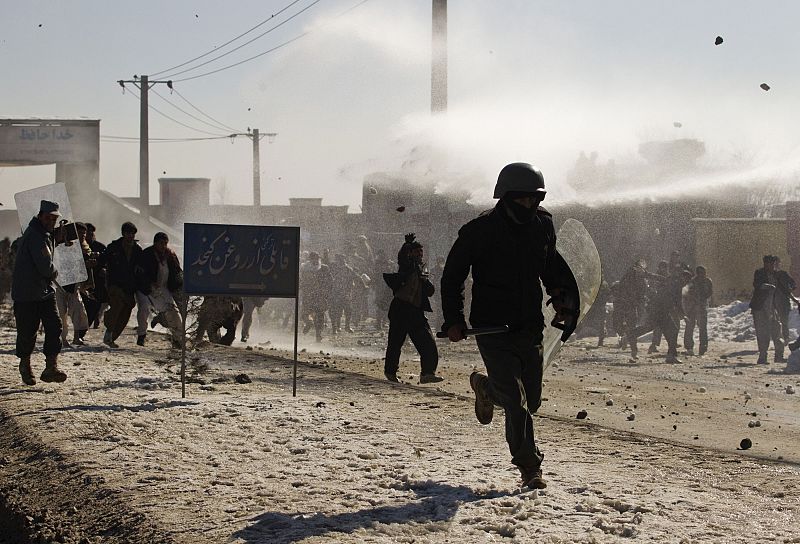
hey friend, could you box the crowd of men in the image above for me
[593,250,797,365]
[295,238,398,343]
[6,203,188,385]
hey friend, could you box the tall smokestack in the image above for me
[431,0,447,113]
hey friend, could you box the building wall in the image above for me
[786,201,800,291]
[693,218,789,303]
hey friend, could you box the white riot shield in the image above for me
[14,183,88,286]
[541,219,602,368]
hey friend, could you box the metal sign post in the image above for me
[183,223,301,397]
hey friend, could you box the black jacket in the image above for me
[101,237,143,294]
[441,201,575,333]
[752,267,795,312]
[383,263,435,313]
[135,246,183,295]
[11,217,57,302]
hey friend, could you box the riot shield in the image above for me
[14,183,88,286]
[541,219,602,368]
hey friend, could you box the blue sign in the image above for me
[183,223,300,297]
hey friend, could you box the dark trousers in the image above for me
[329,298,351,332]
[752,310,784,358]
[476,330,544,471]
[14,298,62,358]
[684,306,708,351]
[630,308,679,357]
[384,299,438,375]
[302,304,326,341]
[650,327,662,348]
[104,285,135,341]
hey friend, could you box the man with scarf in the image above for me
[441,162,578,490]
[382,234,443,384]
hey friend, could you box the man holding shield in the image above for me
[12,200,67,385]
[441,163,578,490]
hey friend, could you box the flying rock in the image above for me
[760,83,771,91]
[715,36,723,45]
[739,438,752,450]
[576,410,588,419]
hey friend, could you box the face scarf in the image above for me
[503,198,536,224]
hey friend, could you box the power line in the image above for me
[149,0,306,78]
[101,134,235,143]
[150,87,240,134]
[122,86,228,137]
[171,0,373,83]
[161,0,325,80]
[172,88,243,134]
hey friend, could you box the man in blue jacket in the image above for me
[12,200,66,385]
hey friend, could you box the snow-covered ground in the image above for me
[1,320,799,543]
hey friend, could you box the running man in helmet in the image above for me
[440,162,579,490]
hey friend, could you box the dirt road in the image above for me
[0,325,798,543]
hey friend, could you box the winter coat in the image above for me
[135,246,183,295]
[440,201,576,334]
[11,217,57,302]
[684,276,713,311]
[329,261,357,303]
[751,268,779,311]
[300,262,332,311]
[383,262,435,313]
[101,237,143,294]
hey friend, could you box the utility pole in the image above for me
[431,0,448,113]
[228,129,277,206]
[252,128,261,206]
[117,75,173,216]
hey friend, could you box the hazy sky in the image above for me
[2,0,799,209]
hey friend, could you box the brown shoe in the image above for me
[520,467,547,489]
[19,357,36,386]
[469,372,494,425]
[40,355,67,383]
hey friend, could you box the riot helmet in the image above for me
[493,163,546,199]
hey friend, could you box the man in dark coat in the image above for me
[751,255,785,363]
[135,232,184,347]
[300,251,332,342]
[12,200,67,385]
[441,163,579,490]
[382,234,441,384]
[82,223,107,329]
[101,222,143,348]
[328,253,357,334]
[613,261,649,358]
[683,265,713,355]
[773,256,796,345]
